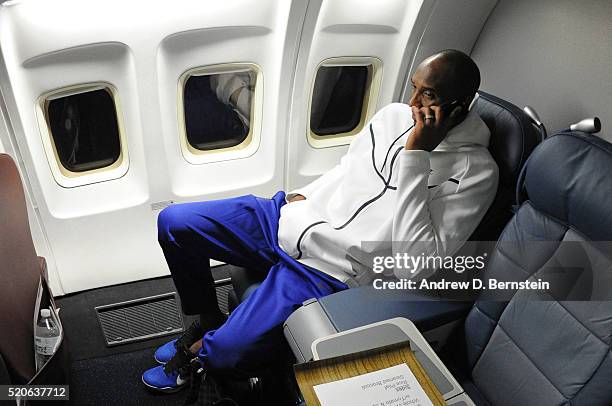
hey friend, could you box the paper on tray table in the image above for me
[313,363,434,406]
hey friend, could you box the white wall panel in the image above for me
[16,43,148,217]
[157,30,273,197]
[285,0,433,190]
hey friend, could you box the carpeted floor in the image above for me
[69,347,189,406]
[56,269,235,405]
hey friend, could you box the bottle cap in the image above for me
[40,309,51,318]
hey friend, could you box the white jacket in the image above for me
[278,103,499,285]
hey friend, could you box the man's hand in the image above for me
[288,194,306,203]
[405,105,461,151]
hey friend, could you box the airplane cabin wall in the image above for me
[398,0,498,102]
[0,0,498,295]
[471,0,612,141]
[0,0,307,294]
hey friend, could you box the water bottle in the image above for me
[34,308,60,370]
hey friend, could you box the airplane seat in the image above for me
[450,130,612,405]
[227,265,264,309]
[469,90,543,240]
[227,92,542,312]
[0,153,69,388]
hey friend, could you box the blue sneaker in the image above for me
[142,364,189,393]
[154,339,179,365]
[142,346,201,393]
[154,321,203,364]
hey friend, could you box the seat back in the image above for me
[0,153,40,383]
[469,91,542,240]
[464,132,612,405]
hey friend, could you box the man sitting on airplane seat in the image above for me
[141,49,499,393]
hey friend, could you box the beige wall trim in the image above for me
[307,57,383,149]
[177,63,263,165]
[35,82,129,188]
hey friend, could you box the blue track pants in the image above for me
[157,191,348,375]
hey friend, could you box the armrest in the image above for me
[284,286,474,362]
[318,285,473,333]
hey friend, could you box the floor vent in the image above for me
[96,293,184,346]
[216,283,233,315]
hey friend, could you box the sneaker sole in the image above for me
[141,375,185,393]
[153,354,169,365]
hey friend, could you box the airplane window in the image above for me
[183,70,255,151]
[45,88,121,173]
[310,65,370,137]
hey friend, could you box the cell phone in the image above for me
[440,100,463,116]
[440,100,468,116]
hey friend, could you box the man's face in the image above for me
[408,57,454,109]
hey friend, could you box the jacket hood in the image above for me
[436,109,490,150]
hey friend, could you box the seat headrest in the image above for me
[473,91,542,186]
[523,132,612,241]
